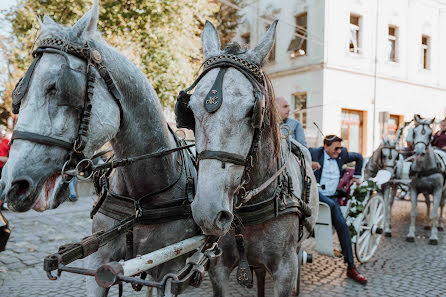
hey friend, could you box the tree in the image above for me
[1,0,218,111]
[0,0,244,123]
[213,0,244,48]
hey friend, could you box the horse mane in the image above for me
[264,73,281,156]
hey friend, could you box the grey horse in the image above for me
[187,21,318,297]
[407,115,446,244]
[1,2,197,296]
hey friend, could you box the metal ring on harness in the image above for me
[175,129,187,141]
[281,124,292,139]
[75,158,95,181]
[61,160,75,183]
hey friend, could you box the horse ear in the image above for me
[248,20,278,65]
[43,15,57,26]
[414,114,421,122]
[72,0,99,39]
[201,21,221,60]
[430,117,435,124]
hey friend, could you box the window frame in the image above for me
[421,35,431,70]
[289,12,308,58]
[387,25,398,63]
[349,14,362,55]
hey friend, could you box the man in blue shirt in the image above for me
[309,135,367,285]
[276,96,307,146]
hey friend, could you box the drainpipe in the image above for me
[372,0,380,151]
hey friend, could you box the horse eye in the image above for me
[45,82,57,95]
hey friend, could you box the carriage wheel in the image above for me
[355,194,384,263]
[292,249,302,296]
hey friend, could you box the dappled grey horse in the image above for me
[407,115,446,244]
[364,138,401,237]
[178,21,318,297]
[1,2,197,296]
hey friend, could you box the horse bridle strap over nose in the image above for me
[197,150,247,168]
[11,130,73,151]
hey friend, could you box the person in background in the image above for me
[276,96,307,146]
[0,130,10,178]
[309,135,367,285]
[432,118,446,150]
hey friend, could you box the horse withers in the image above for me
[1,1,198,296]
[178,21,318,297]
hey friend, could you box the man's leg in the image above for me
[318,191,354,267]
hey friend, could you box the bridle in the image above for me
[175,54,269,206]
[381,145,398,170]
[11,38,124,180]
[412,123,432,150]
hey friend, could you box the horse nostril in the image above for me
[214,210,233,230]
[15,180,31,196]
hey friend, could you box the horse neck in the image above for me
[413,145,437,171]
[246,126,280,203]
[98,42,179,199]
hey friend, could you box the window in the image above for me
[387,114,403,140]
[421,35,430,70]
[265,25,276,62]
[293,92,307,129]
[349,14,361,54]
[388,26,398,62]
[241,32,250,48]
[288,12,307,58]
[341,109,366,154]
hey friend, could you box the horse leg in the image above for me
[406,187,418,242]
[383,185,392,237]
[271,251,298,297]
[255,268,266,297]
[86,215,126,297]
[424,193,431,230]
[438,195,445,231]
[208,259,232,297]
[429,187,442,245]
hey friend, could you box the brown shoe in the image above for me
[347,267,367,285]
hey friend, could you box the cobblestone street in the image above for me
[0,190,445,297]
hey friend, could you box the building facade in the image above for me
[235,0,446,155]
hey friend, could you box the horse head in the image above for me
[381,138,399,170]
[189,21,278,236]
[2,0,121,212]
[412,115,434,155]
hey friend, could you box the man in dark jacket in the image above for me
[309,135,367,285]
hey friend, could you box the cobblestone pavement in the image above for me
[0,193,445,297]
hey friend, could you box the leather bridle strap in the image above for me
[197,150,247,166]
[11,130,73,150]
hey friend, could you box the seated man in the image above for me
[309,135,367,285]
[432,118,446,151]
[276,96,307,146]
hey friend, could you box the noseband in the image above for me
[413,123,432,149]
[11,38,124,176]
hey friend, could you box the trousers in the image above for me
[318,190,354,266]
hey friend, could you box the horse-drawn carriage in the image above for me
[3,1,444,296]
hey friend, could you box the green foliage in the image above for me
[1,0,247,113]
[346,180,378,238]
[213,0,244,48]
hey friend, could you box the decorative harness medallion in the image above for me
[203,68,228,113]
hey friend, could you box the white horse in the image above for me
[185,21,318,297]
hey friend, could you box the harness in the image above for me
[175,54,313,288]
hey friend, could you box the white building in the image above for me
[235,0,446,155]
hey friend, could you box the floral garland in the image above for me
[345,180,378,238]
